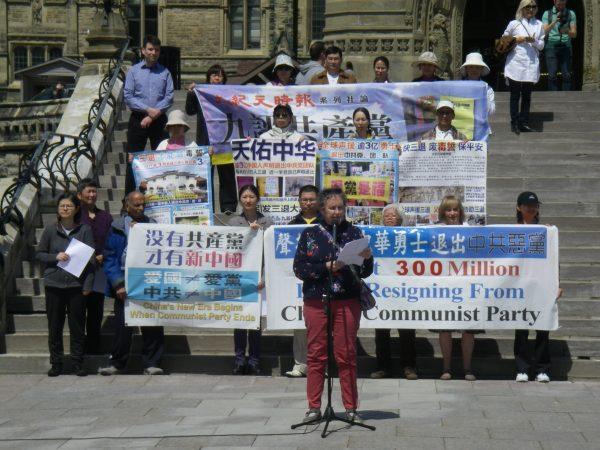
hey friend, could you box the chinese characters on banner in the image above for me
[398,140,487,225]
[125,224,263,329]
[132,147,213,225]
[264,225,559,331]
[195,81,490,155]
[231,138,317,224]
[319,140,400,225]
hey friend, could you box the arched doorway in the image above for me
[461,0,585,91]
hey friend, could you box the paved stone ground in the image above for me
[0,374,599,449]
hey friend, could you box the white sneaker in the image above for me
[143,367,164,375]
[515,373,529,382]
[535,373,550,383]
[285,369,306,378]
[98,365,122,376]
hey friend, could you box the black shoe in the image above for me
[47,365,62,377]
[73,365,87,377]
[519,123,534,132]
[247,364,261,376]
[511,123,520,135]
[232,363,246,375]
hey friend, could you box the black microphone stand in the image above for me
[291,221,376,438]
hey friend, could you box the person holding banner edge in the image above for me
[285,185,321,378]
[349,107,375,140]
[99,192,165,376]
[435,195,478,381]
[293,188,373,424]
[228,185,272,375]
[186,64,238,214]
[514,191,563,383]
[371,204,418,380]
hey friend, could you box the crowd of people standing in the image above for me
[34,0,571,427]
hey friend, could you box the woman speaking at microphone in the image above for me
[293,188,373,424]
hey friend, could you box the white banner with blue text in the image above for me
[264,225,559,330]
[125,223,263,329]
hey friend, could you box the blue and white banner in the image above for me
[125,223,263,329]
[132,147,213,225]
[195,81,490,153]
[264,225,559,330]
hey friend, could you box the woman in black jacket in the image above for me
[293,188,373,425]
[36,192,95,377]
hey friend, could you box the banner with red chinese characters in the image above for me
[195,81,490,154]
[319,140,399,225]
[231,138,317,224]
[125,223,263,329]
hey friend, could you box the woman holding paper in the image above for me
[435,195,478,381]
[293,188,373,425]
[36,193,95,377]
[227,184,272,375]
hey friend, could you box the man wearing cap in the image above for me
[310,46,357,85]
[412,52,444,82]
[268,54,296,86]
[124,35,174,194]
[419,100,468,141]
[296,41,326,85]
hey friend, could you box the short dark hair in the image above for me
[309,41,326,61]
[299,185,319,198]
[273,104,293,119]
[206,64,227,84]
[324,46,343,59]
[143,35,161,48]
[56,192,82,222]
[76,178,99,193]
[238,184,260,202]
[318,187,347,209]
[373,55,390,69]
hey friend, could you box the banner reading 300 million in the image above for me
[265,225,559,331]
[125,223,263,329]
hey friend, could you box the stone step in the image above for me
[488,202,600,218]
[8,296,599,332]
[490,111,600,123]
[487,216,600,231]
[557,264,600,281]
[3,329,600,357]
[488,163,600,178]
[0,353,597,379]
[487,121,600,133]
[559,248,600,263]
[8,295,115,313]
[560,281,600,299]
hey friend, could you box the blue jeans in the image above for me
[545,45,572,91]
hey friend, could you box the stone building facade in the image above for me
[1,0,599,99]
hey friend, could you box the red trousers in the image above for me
[304,298,361,410]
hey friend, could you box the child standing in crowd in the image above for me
[36,193,95,377]
[228,185,272,375]
[285,185,321,378]
[435,195,478,381]
[267,54,296,86]
[156,110,197,150]
[460,52,495,133]
[514,191,563,383]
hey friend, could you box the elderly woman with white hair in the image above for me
[370,204,418,380]
[503,0,545,134]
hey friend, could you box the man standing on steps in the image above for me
[285,185,320,378]
[310,46,357,85]
[543,0,577,91]
[123,35,174,194]
[99,191,165,375]
[77,178,113,355]
[295,41,325,85]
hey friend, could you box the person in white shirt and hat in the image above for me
[412,51,444,82]
[419,100,468,141]
[156,109,197,150]
[267,54,296,86]
[460,52,495,133]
